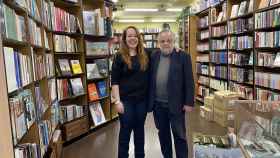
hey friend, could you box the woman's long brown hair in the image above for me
[120,26,148,71]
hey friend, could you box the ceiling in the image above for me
[113,0,195,21]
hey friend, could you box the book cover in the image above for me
[248,0,254,13]
[97,81,107,98]
[83,11,96,35]
[19,89,36,129]
[270,0,280,5]
[216,12,224,22]
[58,59,72,76]
[3,4,17,40]
[70,60,83,74]
[3,47,18,92]
[259,0,271,9]
[238,1,247,16]
[273,52,280,67]
[95,59,108,77]
[230,5,239,18]
[86,63,102,79]
[88,83,99,101]
[89,102,106,126]
[12,96,27,140]
[70,78,84,96]
[86,41,109,56]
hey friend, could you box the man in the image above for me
[148,30,194,158]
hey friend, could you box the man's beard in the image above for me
[161,48,172,54]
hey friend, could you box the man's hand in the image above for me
[175,48,183,53]
[183,105,193,112]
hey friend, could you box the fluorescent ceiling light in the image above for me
[112,0,118,2]
[151,19,176,22]
[118,19,145,23]
[166,8,183,12]
[124,8,159,12]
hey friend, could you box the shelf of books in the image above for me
[209,0,228,96]
[194,0,280,103]
[0,0,115,157]
[82,0,114,130]
[254,0,280,102]
[1,0,62,157]
[141,28,160,50]
[196,5,211,103]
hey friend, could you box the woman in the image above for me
[111,26,149,158]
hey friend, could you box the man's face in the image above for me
[158,32,174,54]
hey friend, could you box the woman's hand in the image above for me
[115,101,124,114]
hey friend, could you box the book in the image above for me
[270,0,280,5]
[60,104,84,123]
[87,63,102,79]
[70,78,84,96]
[216,12,224,22]
[70,60,83,74]
[83,11,96,35]
[89,102,106,126]
[259,0,271,9]
[88,83,99,101]
[97,81,107,98]
[58,59,72,76]
[248,0,254,13]
[19,89,36,129]
[231,5,239,18]
[57,79,72,100]
[86,41,109,56]
[273,52,280,67]
[3,4,17,40]
[238,1,247,16]
[95,59,108,77]
[9,96,27,141]
[3,47,18,92]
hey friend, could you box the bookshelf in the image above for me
[82,0,114,130]
[194,0,280,102]
[196,6,210,103]
[179,13,198,102]
[142,32,159,50]
[0,0,62,157]
[0,0,115,157]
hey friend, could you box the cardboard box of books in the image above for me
[62,116,89,141]
[214,108,235,127]
[200,106,214,122]
[204,96,214,111]
[214,90,239,111]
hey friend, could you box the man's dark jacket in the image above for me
[148,49,194,114]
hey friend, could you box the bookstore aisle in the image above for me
[62,105,226,158]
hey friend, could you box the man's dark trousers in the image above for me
[153,101,188,158]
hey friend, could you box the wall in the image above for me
[113,22,179,33]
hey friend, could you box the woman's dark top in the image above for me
[111,50,151,103]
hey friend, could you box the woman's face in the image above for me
[125,28,138,50]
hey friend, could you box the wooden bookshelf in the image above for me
[0,0,115,157]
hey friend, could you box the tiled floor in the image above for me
[62,105,226,158]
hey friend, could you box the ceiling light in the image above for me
[151,19,176,22]
[124,8,159,12]
[112,0,118,2]
[166,8,183,12]
[118,19,145,23]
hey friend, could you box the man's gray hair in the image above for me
[158,30,175,42]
